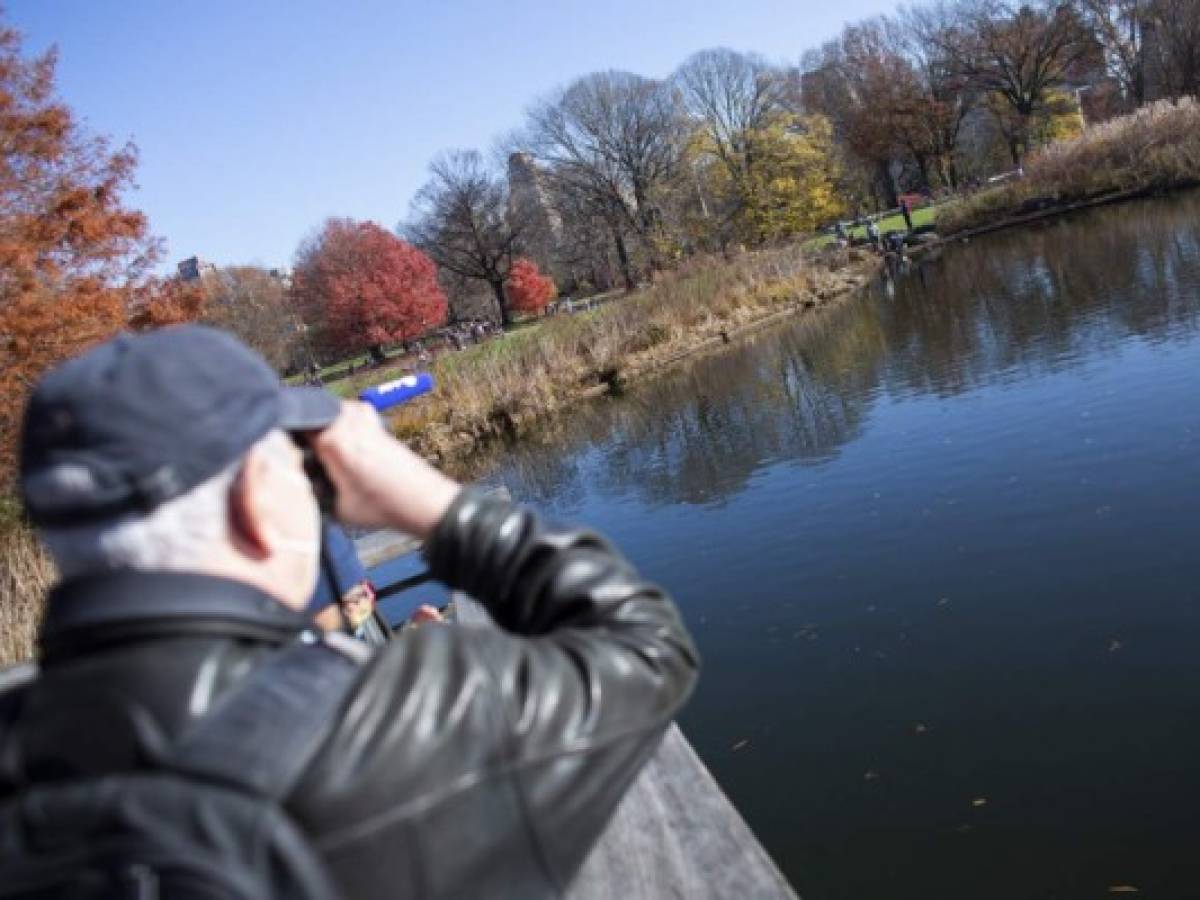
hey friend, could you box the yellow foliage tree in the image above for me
[684,114,845,248]
[740,114,845,244]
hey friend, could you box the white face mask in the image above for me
[272,535,318,557]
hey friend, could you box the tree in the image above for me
[933,0,1091,164]
[200,266,304,372]
[292,219,446,363]
[1078,0,1150,106]
[1144,0,1200,99]
[804,26,912,208]
[0,20,169,485]
[406,150,522,326]
[894,6,976,188]
[675,49,798,241]
[505,258,556,315]
[524,70,688,287]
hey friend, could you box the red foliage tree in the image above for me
[0,20,191,488]
[505,258,557,316]
[292,219,447,362]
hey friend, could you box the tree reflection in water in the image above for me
[494,190,1200,512]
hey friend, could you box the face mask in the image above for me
[271,460,319,557]
[273,535,318,557]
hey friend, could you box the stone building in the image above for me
[507,152,563,277]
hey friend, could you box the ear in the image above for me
[228,448,272,559]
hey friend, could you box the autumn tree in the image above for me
[803,28,912,208]
[200,266,304,372]
[675,49,799,242]
[893,7,976,189]
[505,258,556,315]
[932,0,1091,164]
[1143,0,1200,98]
[292,219,446,363]
[1077,0,1150,106]
[405,150,523,326]
[0,21,180,485]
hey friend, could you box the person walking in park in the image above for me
[0,325,699,900]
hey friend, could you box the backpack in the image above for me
[0,634,366,899]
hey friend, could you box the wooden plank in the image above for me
[454,594,798,900]
[354,528,424,568]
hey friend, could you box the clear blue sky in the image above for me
[9,0,895,272]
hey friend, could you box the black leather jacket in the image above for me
[0,491,699,899]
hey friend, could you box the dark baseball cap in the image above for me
[20,325,342,527]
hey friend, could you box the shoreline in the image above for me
[398,254,882,472]
[413,176,1200,477]
[928,181,1200,249]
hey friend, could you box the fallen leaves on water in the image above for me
[731,739,750,752]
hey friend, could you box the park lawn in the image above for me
[807,204,939,248]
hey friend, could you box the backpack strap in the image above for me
[170,631,369,800]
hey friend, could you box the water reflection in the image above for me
[501,190,1200,511]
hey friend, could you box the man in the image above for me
[0,326,698,899]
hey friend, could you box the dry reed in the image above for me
[389,245,873,462]
[1,514,53,667]
[938,98,1200,235]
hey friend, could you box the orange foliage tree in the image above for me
[505,258,557,316]
[292,219,447,363]
[0,21,198,489]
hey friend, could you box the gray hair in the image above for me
[42,429,296,578]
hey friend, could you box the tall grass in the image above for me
[389,245,873,461]
[0,511,52,667]
[938,98,1200,235]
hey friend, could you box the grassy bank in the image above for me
[937,98,1200,236]
[383,245,878,463]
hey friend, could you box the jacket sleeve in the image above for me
[293,490,699,900]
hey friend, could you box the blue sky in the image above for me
[9,0,895,272]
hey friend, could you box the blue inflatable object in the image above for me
[358,372,434,412]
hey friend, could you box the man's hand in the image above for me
[308,401,461,536]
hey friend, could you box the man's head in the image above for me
[20,326,342,611]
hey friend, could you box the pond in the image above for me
[408,191,1200,898]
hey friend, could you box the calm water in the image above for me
[396,192,1200,898]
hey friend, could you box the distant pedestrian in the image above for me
[866,218,880,249]
[900,197,914,231]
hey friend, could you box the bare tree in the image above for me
[405,150,524,326]
[802,28,908,207]
[895,6,976,188]
[524,70,688,288]
[1144,0,1200,98]
[933,0,1091,164]
[1077,0,1149,105]
[674,49,794,225]
[200,266,306,372]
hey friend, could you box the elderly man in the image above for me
[0,326,698,899]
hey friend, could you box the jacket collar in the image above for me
[40,571,309,659]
